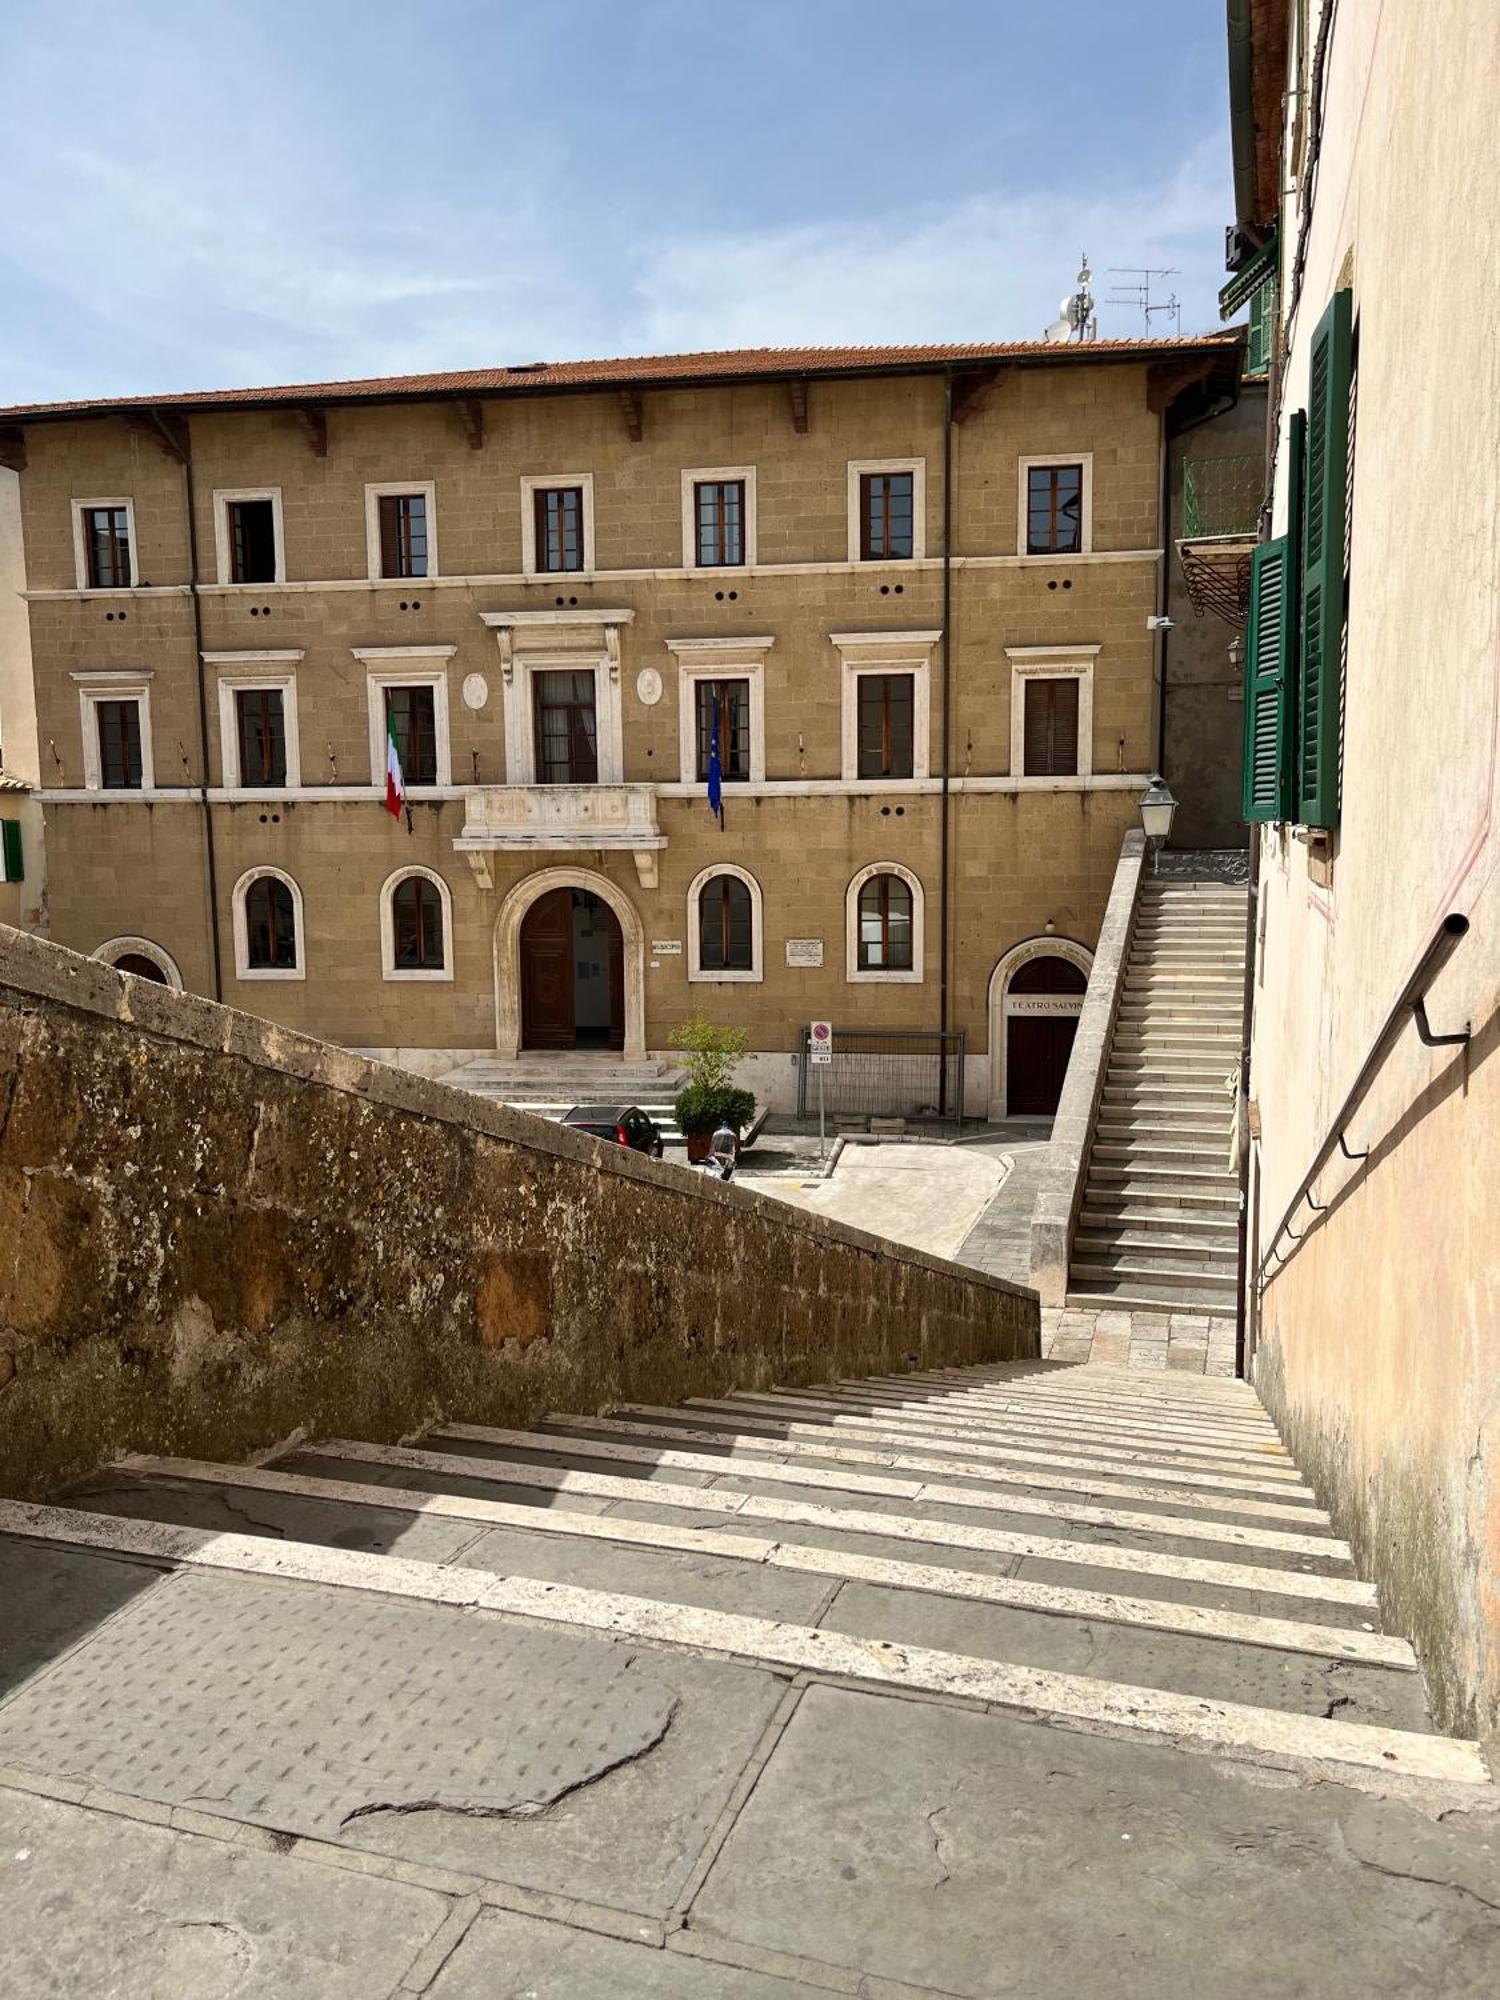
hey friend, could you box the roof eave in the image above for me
[0,335,1243,430]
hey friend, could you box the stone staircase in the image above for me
[1,1359,1492,1993]
[1069,876,1247,1314]
[440,1053,688,1142]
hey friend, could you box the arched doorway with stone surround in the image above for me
[493,867,646,1060]
[987,936,1092,1120]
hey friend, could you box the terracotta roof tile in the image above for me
[0,333,1240,424]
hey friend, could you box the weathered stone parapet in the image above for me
[0,925,1037,1498]
[1029,828,1147,1304]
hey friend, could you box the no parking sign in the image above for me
[809,1020,834,1066]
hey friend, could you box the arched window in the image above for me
[92,936,184,989]
[687,865,763,982]
[393,874,444,970]
[233,868,304,980]
[700,874,752,971]
[380,866,454,982]
[246,877,296,969]
[857,873,913,971]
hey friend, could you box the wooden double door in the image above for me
[1005,955,1088,1117]
[520,887,624,1051]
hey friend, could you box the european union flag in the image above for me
[706,689,724,827]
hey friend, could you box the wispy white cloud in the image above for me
[630,137,1232,352]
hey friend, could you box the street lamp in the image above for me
[1139,775,1177,872]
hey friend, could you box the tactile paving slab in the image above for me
[0,1570,678,1840]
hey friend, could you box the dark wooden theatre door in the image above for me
[520,887,624,1051]
[1005,955,1087,1116]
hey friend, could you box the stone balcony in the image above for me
[453,784,666,887]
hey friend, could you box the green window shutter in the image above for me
[1298,288,1354,828]
[1240,410,1305,824]
[1247,275,1276,376]
[1,819,22,884]
[1241,537,1294,820]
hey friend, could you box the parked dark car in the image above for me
[561,1103,666,1157]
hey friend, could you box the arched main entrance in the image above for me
[987,938,1092,1119]
[520,887,624,1051]
[493,867,646,1060]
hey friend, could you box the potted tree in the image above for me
[670,1013,757,1163]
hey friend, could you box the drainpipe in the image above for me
[938,369,954,1113]
[181,433,224,1001]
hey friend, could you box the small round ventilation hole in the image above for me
[249,606,259,616]
[1047,580,1058,592]
[411,598,422,610]
[879,584,890,596]
[728,590,738,601]
[895,805,906,816]
[569,595,578,606]
[555,595,565,607]
[880,805,891,817]
[894,583,904,595]
[715,591,725,602]
[1062,579,1072,590]
[105,611,114,621]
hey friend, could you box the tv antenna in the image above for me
[1107,267,1181,336]
[1112,272,1184,338]
[1041,254,1098,344]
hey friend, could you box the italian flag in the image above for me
[383,706,405,820]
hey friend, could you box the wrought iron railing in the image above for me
[1182,453,1263,540]
[796,1027,966,1127]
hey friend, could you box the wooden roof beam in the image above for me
[122,409,189,464]
[951,365,1007,425]
[292,406,328,456]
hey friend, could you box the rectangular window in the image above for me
[1022,677,1080,776]
[1026,463,1084,555]
[96,699,144,790]
[533,486,585,573]
[1,819,22,884]
[694,480,746,567]
[227,499,279,584]
[856,674,915,780]
[533,670,599,784]
[377,493,429,578]
[235,688,287,788]
[83,506,132,589]
[694,678,752,782]
[385,685,438,787]
[860,472,915,561]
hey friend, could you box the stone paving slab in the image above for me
[0,1569,679,1841]
[428,1906,820,1998]
[690,1684,1500,2000]
[0,1539,167,1701]
[0,1789,448,2000]
[1041,1305,1241,1376]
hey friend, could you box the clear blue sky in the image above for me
[0,0,1233,402]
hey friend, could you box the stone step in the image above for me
[8,1486,1473,1792]
[1073,1234,1241,1271]
[1085,1161,1238,1190]
[1079,1203,1240,1238]
[1065,1276,1240,1312]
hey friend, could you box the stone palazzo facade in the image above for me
[0,333,1240,1113]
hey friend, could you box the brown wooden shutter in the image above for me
[1023,678,1079,776]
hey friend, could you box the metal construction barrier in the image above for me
[796,1027,967,1128]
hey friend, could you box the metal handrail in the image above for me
[1258,913,1470,1284]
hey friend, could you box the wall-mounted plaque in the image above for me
[636,668,663,706]
[785,938,824,967]
[461,673,489,711]
[651,938,683,955]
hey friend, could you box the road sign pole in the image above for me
[818,1063,826,1161]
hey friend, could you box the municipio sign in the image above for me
[809,1020,834,1066]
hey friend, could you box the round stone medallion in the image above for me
[635,667,663,706]
[461,673,490,711]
